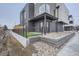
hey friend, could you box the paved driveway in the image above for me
[57,32,79,56]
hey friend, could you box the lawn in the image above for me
[20,32,41,38]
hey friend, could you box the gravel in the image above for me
[32,41,56,56]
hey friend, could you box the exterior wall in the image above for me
[28,20,43,32]
[47,21,64,32]
[34,21,40,32]
[20,3,69,24]
[34,3,56,16]
[20,12,23,25]
[20,4,28,25]
[34,3,69,24]
[28,22,34,32]
[64,25,74,31]
[28,3,34,19]
[50,21,56,32]
[28,20,57,32]
[20,3,34,25]
[20,3,70,32]
[57,23,64,32]
[56,3,69,24]
[34,3,57,32]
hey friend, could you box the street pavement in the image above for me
[57,32,79,56]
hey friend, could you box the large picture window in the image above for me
[24,11,26,20]
[40,22,43,32]
[39,4,50,14]
[40,22,43,28]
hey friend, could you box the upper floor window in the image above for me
[23,10,27,20]
[39,4,50,14]
[40,22,43,28]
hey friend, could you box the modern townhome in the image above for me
[20,3,72,35]
[64,15,74,31]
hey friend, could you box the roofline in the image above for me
[29,12,58,22]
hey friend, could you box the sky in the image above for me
[0,3,25,29]
[0,3,79,29]
[65,3,79,26]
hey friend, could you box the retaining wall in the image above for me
[29,36,41,44]
[9,31,29,48]
[9,30,75,49]
[29,32,75,48]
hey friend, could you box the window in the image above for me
[47,22,48,28]
[39,4,50,14]
[40,22,43,32]
[24,11,26,20]
[54,9,56,17]
[40,22,43,28]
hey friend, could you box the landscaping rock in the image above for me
[32,41,55,56]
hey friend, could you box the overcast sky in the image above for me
[0,3,79,29]
[65,3,79,26]
[0,3,25,29]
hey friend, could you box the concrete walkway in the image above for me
[57,32,79,56]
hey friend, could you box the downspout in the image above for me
[56,5,59,32]
[44,3,47,35]
[25,6,29,38]
[43,3,47,35]
[22,10,24,37]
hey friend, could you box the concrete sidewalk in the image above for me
[57,32,79,56]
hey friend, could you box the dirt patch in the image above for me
[6,34,34,56]
[0,29,34,56]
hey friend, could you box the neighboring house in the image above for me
[76,25,79,31]
[12,24,25,34]
[20,3,71,34]
[14,24,24,29]
[64,15,75,31]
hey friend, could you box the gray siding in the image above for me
[20,3,70,32]
[56,3,69,24]
[35,21,40,32]
[28,22,34,32]
[50,21,56,32]
[20,3,34,25]
[34,3,56,16]
[57,23,64,32]
[29,3,34,19]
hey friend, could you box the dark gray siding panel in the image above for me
[28,22,34,32]
[34,3,56,16]
[50,21,56,32]
[57,23,64,32]
[29,3,34,19]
